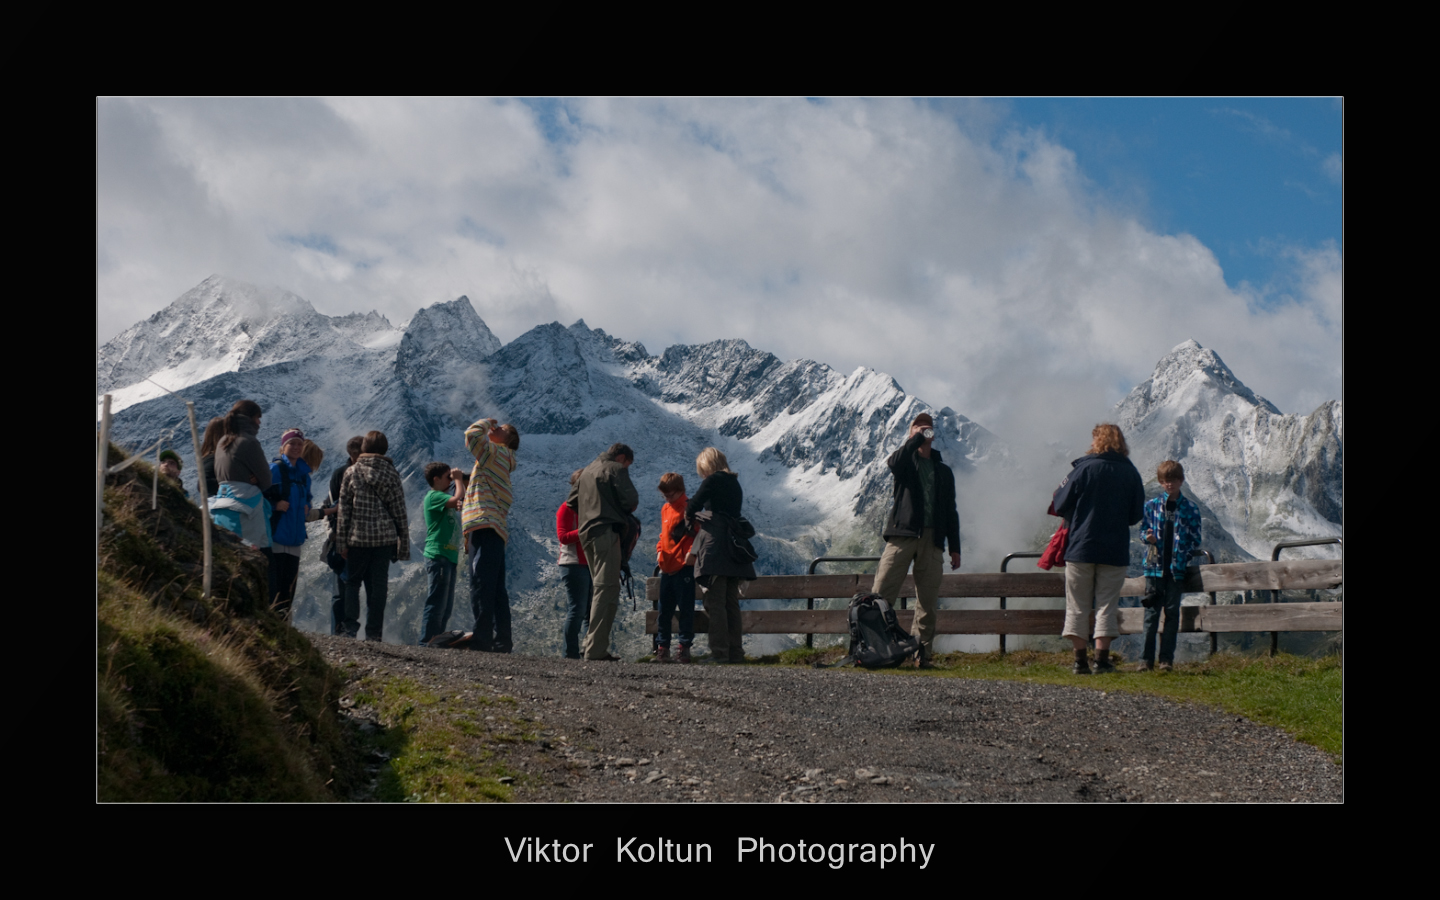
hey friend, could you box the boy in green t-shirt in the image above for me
[420,462,466,644]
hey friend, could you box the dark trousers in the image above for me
[420,556,459,645]
[561,563,592,659]
[657,565,695,648]
[331,570,346,635]
[1142,572,1184,665]
[342,545,391,641]
[704,575,744,662]
[268,552,300,618]
[468,529,512,652]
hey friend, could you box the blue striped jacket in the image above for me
[1142,494,1202,579]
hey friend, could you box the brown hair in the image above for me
[199,416,225,457]
[569,468,585,486]
[301,440,325,471]
[1157,459,1184,483]
[1088,423,1129,457]
[219,399,263,452]
[361,430,389,455]
[346,435,364,459]
[499,424,520,452]
[658,472,686,495]
[424,461,451,486]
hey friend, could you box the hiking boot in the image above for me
[655,645,671,663]
[1092,649,1116,674]
[676,645,692,664]
[1072,657,1092,675]
[1131,661,1154,672]
[1157,661,1173,672]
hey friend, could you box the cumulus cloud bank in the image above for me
[97,97,1341,450]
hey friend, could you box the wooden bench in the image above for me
[643,559,1342,637]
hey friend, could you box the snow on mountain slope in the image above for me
[1115,340,1342,560]
[99,279,1340,655]
[98,275,400,411]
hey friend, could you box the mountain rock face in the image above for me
[1115,340,1342,561]
[98,275,401,412]
[99,281,1341,657]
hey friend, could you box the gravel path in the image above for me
[313,636,1342,803]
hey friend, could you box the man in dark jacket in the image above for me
[324,436,363,635]
[870,413,962,666]
[567,443,640,661]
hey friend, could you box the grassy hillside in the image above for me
[97,446,358,800]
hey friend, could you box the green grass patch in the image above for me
[762,647,1343,762]
[98,449,356,801]
[351,675,539,802]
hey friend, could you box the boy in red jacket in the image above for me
[655,472,696,662]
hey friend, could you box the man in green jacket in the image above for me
[566,443,639,661]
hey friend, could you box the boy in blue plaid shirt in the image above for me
[1140,460,1202,671]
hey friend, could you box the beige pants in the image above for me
[1062,561,1126,640]
[870,529,943,656]
[581,528,620,659]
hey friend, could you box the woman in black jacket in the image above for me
[682,448,756,664]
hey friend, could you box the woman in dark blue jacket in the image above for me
[268,427,314,619]
[1052,423,1144,674]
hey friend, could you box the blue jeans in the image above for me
[468,529,512,652]
[561,564,592,659]
[657,566,695,648]
[1142,573,1184,665]
[342,546,391,641]
[420,556,458,645]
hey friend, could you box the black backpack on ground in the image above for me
[840,592,920,669]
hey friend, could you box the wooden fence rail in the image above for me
[642,560,1342,638]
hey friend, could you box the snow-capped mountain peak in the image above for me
[98,275,402,412]
[1114,339,1340,560]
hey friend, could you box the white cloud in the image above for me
[1322,151,1343,184]
[97,97,1341,448]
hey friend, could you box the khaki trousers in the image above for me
[581,528,621,659]
[870,529,944,656]
[1062,561,1126,640]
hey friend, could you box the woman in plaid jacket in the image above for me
[336,430,409,641]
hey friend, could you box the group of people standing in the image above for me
[197,400,409,639]
[1049,424,1202,674]
[189,397,1194,671]
[835,414,1200,674]
[554,442,758,663]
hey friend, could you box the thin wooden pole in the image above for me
[96,394,112,571]
[185,401,212,600]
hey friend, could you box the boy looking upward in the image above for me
[420,462,466,645]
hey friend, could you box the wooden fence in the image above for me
[643,559,1342,640]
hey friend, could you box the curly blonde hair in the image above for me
[1088,423,1129,457]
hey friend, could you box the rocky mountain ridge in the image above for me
[99,277,1341,656]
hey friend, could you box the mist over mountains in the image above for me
[99,276,1342,655]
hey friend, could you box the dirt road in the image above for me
[314,635,1342,803]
